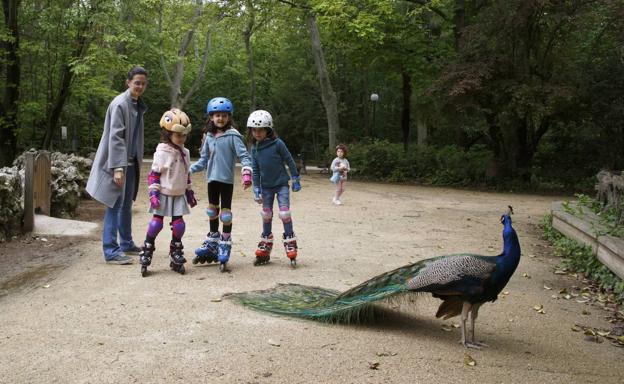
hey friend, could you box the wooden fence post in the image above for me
[35,151,51,215]
[23,152,35,232]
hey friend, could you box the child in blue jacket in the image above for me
[246,110,301,267]
[190,97,252,272]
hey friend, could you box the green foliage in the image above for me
[347,141,492,186]
[0,167,24,242]
[540,215,624,304]
[573,194,624,239]
[2,0,622,189]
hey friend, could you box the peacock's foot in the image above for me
[462,340,489,349]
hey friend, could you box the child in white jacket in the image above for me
[138,108,197,277]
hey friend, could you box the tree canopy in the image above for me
[1,0,622,186]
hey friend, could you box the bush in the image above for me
[540,214,624,304]
[49,152,92,217]
[0,166,24,242]
[347,141,493,186]
[13,150,92,218]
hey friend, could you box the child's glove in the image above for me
[149,190,160,209]
[291,176,301,192]
[241,168,252,189]
[185,189,197,208]
[253,187,263,204]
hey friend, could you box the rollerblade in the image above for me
[254,233,274,266]
[193,231,220,264]
[169,241,186,275]
[217,235,232,272]
[283,233,298,268]
[139,242,155,277]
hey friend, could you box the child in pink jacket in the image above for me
[138,108,198,277]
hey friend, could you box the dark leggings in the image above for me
[208,181,234,234]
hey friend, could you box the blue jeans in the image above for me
[261,185,293,235]
[103,165,137,259]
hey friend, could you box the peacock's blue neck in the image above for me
[496,216,521,283]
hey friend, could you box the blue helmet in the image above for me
[206,97,233,115]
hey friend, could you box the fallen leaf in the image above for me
[523,273,531,279]
[571,325,581,332]
[267,339,280,347]
[441,325,453,332]
[464,353,476,366]
[42,284,50,289]
[502,291,509,295]
[582,310,591,315]
[368,362,380,370]
[210,298,221,303]
[533,305,543,311]
[543,285,552,290]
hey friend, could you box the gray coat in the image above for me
[86,89,146,208]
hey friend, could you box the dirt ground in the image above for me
[1,165,623,384]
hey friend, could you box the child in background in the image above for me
[330,144,350,205]
[139,108,197,276]
[190,97,252,272]
[246,110,301,268]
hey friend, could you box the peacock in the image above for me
[226,206,521,348]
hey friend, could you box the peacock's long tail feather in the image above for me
[224,259,441,323]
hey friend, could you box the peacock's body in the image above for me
[226,207,520,348]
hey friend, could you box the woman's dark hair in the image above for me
[202,117,235,135]
[336,144,348,157]
[246,127,277,146]
[127,66,148,80]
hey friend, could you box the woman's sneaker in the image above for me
[106,254,133,265]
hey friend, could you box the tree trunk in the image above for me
[416,115,427,147]
[401,71,411,151]
[307,12,339,151]
[42,7,93,150]
[244,0,256,112]
[161,0,210,109]
[453,0,466,50]
[0,0,20,166]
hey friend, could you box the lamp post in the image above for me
[370,93,379,137]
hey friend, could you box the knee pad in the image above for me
[147,216,164,238]
[220,208,233,225]
[278,207,292,223]
[206,204,219,221]
[171,218,186,239]
[261,208,273,223]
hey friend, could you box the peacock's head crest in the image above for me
[500,205,513,225]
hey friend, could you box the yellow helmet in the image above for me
[159,108,192,135]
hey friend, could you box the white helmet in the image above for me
[247,110,273,129]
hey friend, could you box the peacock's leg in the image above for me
[459,301,471,347]
[466,303,488,349]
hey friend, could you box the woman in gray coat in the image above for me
[86,67,148,264]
